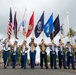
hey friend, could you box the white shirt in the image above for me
[21,46,28,53]
[52,44,55,51]
[14,46,17,52]
[4,42,10,51]
[60,45,63,51]
[69,46,71,52]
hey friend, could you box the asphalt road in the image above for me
[0,66,76,75]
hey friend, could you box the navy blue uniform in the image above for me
[58,45,66,69]
[29,50,36,69]
[21,46,28,69]
[49,44,57,69]
[66,46,75,69]
[3,42,11,69]
[29,42,37,69]
[12,47,18,69]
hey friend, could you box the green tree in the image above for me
[69,28,76,37]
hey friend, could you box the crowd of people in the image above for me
[0,37,76,70]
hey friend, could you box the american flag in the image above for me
[7,8,12,38]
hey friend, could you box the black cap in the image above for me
[59,39,61,42]
[23,40,27,42]
[67,41,70,43]
[41,39,44,41]
[31,37,34,40]
[15,41,18,43]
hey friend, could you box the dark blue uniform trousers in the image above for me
[30,50,36,69]
[12,52,18,68]
[67,52,75,69]
[50,51,57,68]
[58,51,66,68]
[3,50,10,68]
[21,53,27,68]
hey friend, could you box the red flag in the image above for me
[7,8,12,38]
[26,12,34,38]
[13,12,18,39]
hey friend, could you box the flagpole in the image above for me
[67,11,71,42]
[23,8,27,41]
[67,11,73,45]
[32,12,34,38]
[43,11,45,40]
[43,28,44,40]
[18,8,27,41]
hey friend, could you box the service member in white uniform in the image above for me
[66,42,75,69]
[11,41,18,69]
[3,38,11,69]
[20,41,28,69]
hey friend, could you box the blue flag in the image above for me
[44,13,54,37]
[34,12,44,38]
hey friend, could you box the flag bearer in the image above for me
[39,39,48,69]
[49,40,57,69]
[20,41,28,69]
[66,42,75,69]
[11,41,18,69]
[58,39,66,69]
[73,40,76,64]
[3,37,11,69]
[29,37,37,69]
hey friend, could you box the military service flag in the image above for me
[34,12,44,38]
[26,12,34,38]
[13,12,18,39]
[60,14,70,38]
[50,15,60,40]
[44,13,54,37]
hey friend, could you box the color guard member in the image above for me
[39,39,48,69]
[11,41,18,69]
[49,40,57,69]
[3,38,11,69]
[66,42,75,69]
[29,37,37,69]
[58,39,66,69]
[20,41,28,69]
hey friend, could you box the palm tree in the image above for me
[69,28,76,44]
[69,28,76,37]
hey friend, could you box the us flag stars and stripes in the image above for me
[7,8,12,38]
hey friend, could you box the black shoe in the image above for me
[41,67,43,69]
[13,67,15,69]
[46,67,48,69]
[21,67,23,69]
[59,67,61,69]
[31,67,34,69]
[64,67,67,69]
[72,67,75,70]
[54,67,57,69]
[68,67,70,69]
[24,67,26,69]
[4,65,6,69]
[4,67,6,69]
